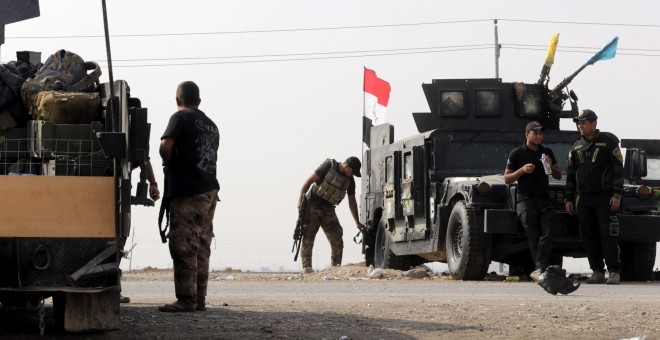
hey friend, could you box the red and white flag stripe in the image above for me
[363,68,391,125]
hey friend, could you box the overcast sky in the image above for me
[2,0,659,272]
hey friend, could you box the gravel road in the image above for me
[2,266,659,339]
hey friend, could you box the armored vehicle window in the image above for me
[521,91,542,117]
[404,152,413,180]
[646,157,660,180]
[440,91,465,116]
[444,142,510,171]
[544,143,571,172]
[475,90,501,116]
[386,156,393,183]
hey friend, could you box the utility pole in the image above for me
[494,19,501,79]
[495,19,504,274]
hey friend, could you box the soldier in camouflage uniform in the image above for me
[158,81,220,312]
[564,109,624,285]
[297,157,365,273]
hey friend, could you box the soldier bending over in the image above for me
[297,157,365,273]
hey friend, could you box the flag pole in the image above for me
[361,67,366,163]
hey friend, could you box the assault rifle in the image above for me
[292,195,308,261]
[157,166,170,243]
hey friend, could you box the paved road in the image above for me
[118,279,660,339]
[4,279,659,339]
[123,279,660,304]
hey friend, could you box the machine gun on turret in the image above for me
[546,36,619,113]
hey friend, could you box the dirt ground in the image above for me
[2,264,659,339]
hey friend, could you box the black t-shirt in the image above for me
[162,108,220,197]
[309,159,355,206]
[506,144,556,201]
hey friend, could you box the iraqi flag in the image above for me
[363,68,391,125]
[363,68,391,145]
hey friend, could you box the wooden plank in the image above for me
[0,176,115,237]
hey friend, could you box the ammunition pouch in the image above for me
[314,160,350,205]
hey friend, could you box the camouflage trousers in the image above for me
[300,201,343,269]
[167,190,218,306]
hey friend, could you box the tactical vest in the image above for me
[313,159,350,205]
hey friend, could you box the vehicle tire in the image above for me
[363,221,377,267]
[620,241,656,281]
[364,245,375,267]
[374,219,420,270]
[446,201,492,280]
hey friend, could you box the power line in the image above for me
[7,19,492,39]
[505,46,660,57]
[99,44,492,63]
[499,19,660,28]
[82,42,659,68]
[7,18,660,40]
[106,46,494,68]
[505,44,660,53]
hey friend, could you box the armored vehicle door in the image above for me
[400,142,428,241]
[383,151,401,229]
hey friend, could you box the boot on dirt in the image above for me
[586,271,606,284]
[606,272,620,285]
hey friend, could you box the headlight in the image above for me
[477,181,491,196]
[636,186,652,200]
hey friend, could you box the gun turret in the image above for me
[548,63,587,112]
[547,36,619,113]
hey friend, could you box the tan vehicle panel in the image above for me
[0,176,115,237]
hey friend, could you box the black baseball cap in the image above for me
[573,109,598,122]
[345,156,362,177]
[525,121,544,133]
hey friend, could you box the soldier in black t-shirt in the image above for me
[504,121,562,283]
[158,81,220,313]
[297,157,365,273]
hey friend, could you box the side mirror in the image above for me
[624,148,648,180]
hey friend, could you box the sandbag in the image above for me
[21,50,101,117]
[33,91,100,124]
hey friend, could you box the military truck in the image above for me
[360,77,660,281]
[0,55,152,332]
[0,2,153,333]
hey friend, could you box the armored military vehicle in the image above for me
[0,2,154,333]
[360,62,660,282]
[0,59,152,332]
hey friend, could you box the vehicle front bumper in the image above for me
[484,209,660,242]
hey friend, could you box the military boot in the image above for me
[586,271,606,284]
[196,298,206,311]
[606,272,620,285]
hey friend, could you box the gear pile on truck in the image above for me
[360,37,660,281]
[0,1,153,333]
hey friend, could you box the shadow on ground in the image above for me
[1,304,483,339]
